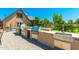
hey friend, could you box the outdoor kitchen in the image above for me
[23,26,79,50]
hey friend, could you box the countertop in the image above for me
[27,29,79,39]
[39,30,79,39]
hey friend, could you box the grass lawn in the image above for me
[73,28,79,33]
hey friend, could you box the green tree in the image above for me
[35,16,40,26]
[42,18,50,27]
[52,14,64,31]
[31,16,40,26]
[75,18,79,24]
[68,19,73,25]
[31,20,35,26]
[53,14,63,24]
[75,18,79,32]
[67,19,73,32]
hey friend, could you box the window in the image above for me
[17,22,20,27]
[17,13,22,18]
[17,22,23,28]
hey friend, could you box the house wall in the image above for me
[4,16,24,31]
[3,9,31,31]
[5,16,16,28]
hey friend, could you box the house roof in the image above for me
[3,8,32,25]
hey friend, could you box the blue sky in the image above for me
[0,8,79,22]
[50,8,79,22]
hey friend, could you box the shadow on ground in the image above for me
[14,33,62,50]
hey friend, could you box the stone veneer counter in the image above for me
[39,30,79,50]
[26,29,79,50]
[39,30,79,39]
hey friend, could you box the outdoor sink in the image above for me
[55,32,72,37]
[53,32,73,42]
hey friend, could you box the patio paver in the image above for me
[0,32,43,50]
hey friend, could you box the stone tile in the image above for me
[0,32,43,50]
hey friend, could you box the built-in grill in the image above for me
[30,26,41,40]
